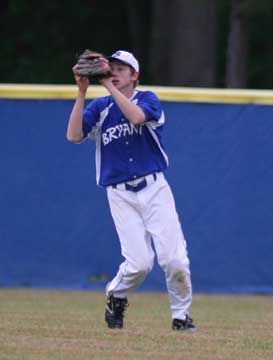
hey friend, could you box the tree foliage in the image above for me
[0,0,272,88]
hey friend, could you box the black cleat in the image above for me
[105,294,128,329]
[172,315,196,331]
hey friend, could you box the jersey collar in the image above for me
[130,90,138,101]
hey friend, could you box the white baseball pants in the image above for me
[106,172,192,320]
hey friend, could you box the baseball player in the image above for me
[66,50,195,331]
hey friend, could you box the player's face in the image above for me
[110,61,138,92]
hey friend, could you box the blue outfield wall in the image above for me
[1,97,273,293]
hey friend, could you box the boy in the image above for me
[66,50,195,331]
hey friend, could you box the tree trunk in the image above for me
[149,0,218,86]
[225,0,248,88]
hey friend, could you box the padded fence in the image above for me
[1,85,273,293]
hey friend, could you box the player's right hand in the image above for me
[73,64,89,93]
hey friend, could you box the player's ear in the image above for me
[132,71,139,81]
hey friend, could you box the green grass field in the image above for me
[0,289,272,360]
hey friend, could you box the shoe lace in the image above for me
[113,298,128,318]
[185,315,193,323]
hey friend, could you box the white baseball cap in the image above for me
[109,50,139,72]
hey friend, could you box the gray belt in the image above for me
[112,173,157,192]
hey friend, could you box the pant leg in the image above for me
[141,174,192,320]
[106,187,155,298]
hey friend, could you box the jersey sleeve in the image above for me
[82,99,100,138]
[136,91,164,125]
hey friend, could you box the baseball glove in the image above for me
[75,49,111,79]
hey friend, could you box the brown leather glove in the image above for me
[75,49,111,79]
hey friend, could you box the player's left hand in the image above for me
[99,76,113,87]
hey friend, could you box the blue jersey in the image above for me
[82,90,169,187]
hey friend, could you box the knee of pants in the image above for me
[159,257,190,275]
[129,258,154,278]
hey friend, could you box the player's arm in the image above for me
[66,66,89,143]
[100,78,145,126]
